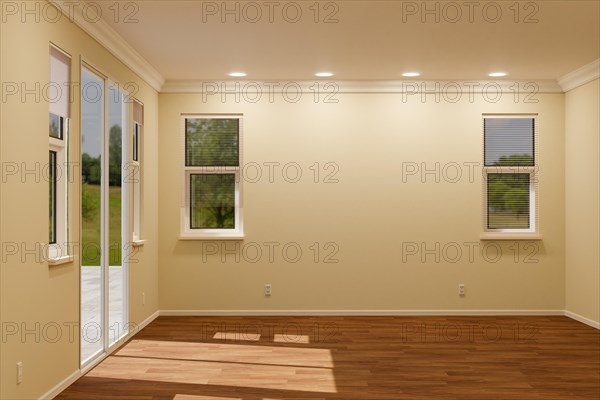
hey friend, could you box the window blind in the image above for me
[190,174,236,229]
[487,173,530,229]
[133,101,144,124]
[484,118,534,166]
[49,47,70,119]
[185,118,239,167]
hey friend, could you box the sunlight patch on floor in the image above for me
[173,395,241,400]
[273,334,310,344]
[212,332,261,341]
[88,352,338,393]
[173,396,326,400]
[114,339,334,368]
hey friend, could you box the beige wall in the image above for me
[158,91,565,312]
[565,79,600,324]
[0,5,159,399]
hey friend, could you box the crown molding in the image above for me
[558,59,600,92]
[161,79,562,94]
[48,0,165,92]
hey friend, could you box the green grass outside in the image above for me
[81,184,122,266]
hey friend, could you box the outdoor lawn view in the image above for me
[81,124,123,266]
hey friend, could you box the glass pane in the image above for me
[484,118,534,166]
[108,85,126,345]
[133,123,139,162]
[133,165,140,240]
[487,174,530,229]
[49,113,63,139]
[191,174,235,229]
[49,151,57,243]
[81,67,103,362]
[186,118,239,166]
[108,86,123,267]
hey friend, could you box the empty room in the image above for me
[0,0,599,399]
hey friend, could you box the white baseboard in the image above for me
[160,309,565,317]
[39,370,82,400]
[131,310,161,335]
[40,310,160,400]
[161,310,597,329]
[564,310,600,329]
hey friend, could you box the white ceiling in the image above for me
[98,1,599,82]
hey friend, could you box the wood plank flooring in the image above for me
[57,316,600,399]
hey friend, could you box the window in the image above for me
[49,150,57,243]
[48,45,71,262]
[181,115,243,239]
[483,115,538,235]
[131,100,143,243]
[133,122,140,162]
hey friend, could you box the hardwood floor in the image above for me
[57,316,600,400]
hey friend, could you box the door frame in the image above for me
[80,60,130,368]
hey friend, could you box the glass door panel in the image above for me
[108,85,128,346]
[80,67,104,364]
[80,70,130,365]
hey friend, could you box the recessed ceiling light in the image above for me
[489,72,507,77]
[402,72,421,77]
[315,72,334,77]
[229,72,247,77]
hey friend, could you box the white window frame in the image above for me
[48,44,72,263]
[48,121,69,260]
[131,118,143,244]
[481,114,539,239]
[180,114,244,240]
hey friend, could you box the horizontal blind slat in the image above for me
[484,118,534,166]
[186,118,240,167]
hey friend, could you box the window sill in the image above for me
[179,234,245,241]
[480,233,542,241]
[131,240,146,247]
[48,255,74,266]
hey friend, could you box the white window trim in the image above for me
[48,119,70,261]
[48,44,73,262]
[180,114,244,240]
[481,114,540,239]
[131,120,143,244]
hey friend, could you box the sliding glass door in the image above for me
[81,67,104,363]
[81,66,129,366]
[108,84,128,347]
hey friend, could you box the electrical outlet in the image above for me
[458,283,465,296]
[142,292,145,306]
[264,284,272,296]
[16,362,22,384]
